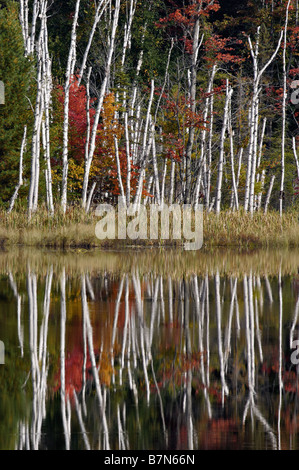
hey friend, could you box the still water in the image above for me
[1,247,299,450]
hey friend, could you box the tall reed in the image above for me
[0,205,298,248]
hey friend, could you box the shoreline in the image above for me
[0,207,298,250]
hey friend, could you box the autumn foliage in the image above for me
[52,77,143,199]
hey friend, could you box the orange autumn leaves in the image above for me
[53,77,134,198]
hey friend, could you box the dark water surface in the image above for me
[1,248,299,450]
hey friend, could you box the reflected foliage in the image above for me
[0,250,299,449]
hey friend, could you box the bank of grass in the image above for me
[0,205,298,249]
[203,209,299,247]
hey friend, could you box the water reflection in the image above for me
[1,250,299,450]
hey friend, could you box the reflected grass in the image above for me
[1,246,299,277]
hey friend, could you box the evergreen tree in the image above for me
[0,1,34,204]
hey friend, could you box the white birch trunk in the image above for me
[133,79,155,209]
[77,0,109,86]
[114,136,126,205]
[160,157,168,208]
[61,0,81,214]
[121,0,137,69]
[8,126,27,213]
[82,0,120,209]
[41,8,54,214]
[169,159,176,205]
[83,67,92,211]
[255,118,267,211]
[195,64,217,208]
[264,175,276,213]
[28,38,44,217]
[215,80,233,213]
[236,148,244,197]
[228,91,239,211]
[244,105,253,212]
[245,27,283,212]
[206,81,215,209]
[19,0,39,56]
[257,169,266,211]
[280,0,292,217]
[248,91,261,214]
[184,19,204,204]
[292,136,299,179]
[151,120,161,206]
[124,112,131,206]
[86,182,97,213]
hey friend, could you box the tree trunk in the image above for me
[280,0,292,217]
[245,27,283,213]
[28,40,43,217]
[61,0,81,214]
[8,126,27,213]
[195,64,217,208]
[292,137,299,179]
[81,0,120,210]
[78,0,109,86]
[185,18,202,204]
[264,175,276,213]
[215,80,233,213]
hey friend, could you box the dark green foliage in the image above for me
[0,1,34,204]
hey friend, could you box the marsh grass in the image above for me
[203,209,299,248]
[0,205,298,249]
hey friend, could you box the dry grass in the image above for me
[203,209,299,248]
[0,205,298,249]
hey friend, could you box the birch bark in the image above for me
[78,0,109,86]
[279,0,292,217]
[264,175,276,213]
[292,137,299,179]
[215,80,233,214]
[82,0,120,209]
[8,126,27,213]
[245,27,283,213]
[184,16,203,204]
[61,0,81,213]
[194,64,217,208]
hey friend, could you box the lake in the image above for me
[1,247,299,450]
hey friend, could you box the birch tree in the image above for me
[194,64,217,209]
[184,13,204,204]
[279,0,292,217]
[27,10,45,216]
[215,80,233,214]
[245,27,283,214]
[27,0,54,217]
[19,0,40,57]
[61,0,81,214]
[81,0,120,210]
[8,126,27,213]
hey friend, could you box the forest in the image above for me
[0,0,299,230]
[2,1,299,452]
